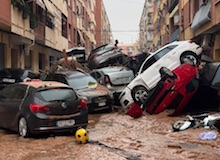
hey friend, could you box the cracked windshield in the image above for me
[0,0,220,160]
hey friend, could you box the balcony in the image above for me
[168,0,179,13]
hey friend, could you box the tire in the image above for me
[159,67,176,79]
[18,117,30,138]
[180,52,199,65]
[132,86,148,105]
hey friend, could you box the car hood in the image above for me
[76,84,110,97]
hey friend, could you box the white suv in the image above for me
[119,40,203,110]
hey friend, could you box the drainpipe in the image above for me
[20,39,35,68]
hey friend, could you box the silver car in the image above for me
[90,66,134,103]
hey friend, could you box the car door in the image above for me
[138,45,178,88]
[0,85,26,129]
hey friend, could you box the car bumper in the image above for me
[28,109,88,134]
[119,87,134,110]
[87,100,112,112]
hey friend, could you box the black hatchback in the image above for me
[0,81,88,137]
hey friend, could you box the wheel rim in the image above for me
[134,89,148,104]
[19,117,28,137]
[182,55,197,65]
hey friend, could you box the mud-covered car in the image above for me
[119,40,203,110]
[45,70,113,112]
[0,81,88,137]
[90,66,134,103]
[143,63,200,115]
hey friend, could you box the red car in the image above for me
[143,63,200,115]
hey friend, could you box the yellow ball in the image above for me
[75,128,89,144]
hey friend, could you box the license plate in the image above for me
[98,102,106,106]
[3,78,15,83]
[57,119,75,127]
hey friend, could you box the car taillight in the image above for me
[188,40,194,43]
[79,100,87,109]
[89,54,98,60]
[104,75,111,85]
[30,103,49,113]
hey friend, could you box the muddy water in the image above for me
[0,110,220,160]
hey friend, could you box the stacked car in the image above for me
[119,40,203,113]
[3,40,218,137]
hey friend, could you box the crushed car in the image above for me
[119,40,203,111]
[87,44,126,69]
[143,63,200,116]
[90,66,134,104]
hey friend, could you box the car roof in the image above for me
[20,81,69,89]
[53,70,87,77]
[94,66,129,73]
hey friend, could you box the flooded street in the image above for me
[0,109,220,160]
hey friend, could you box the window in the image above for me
[0,86,25,100]
[46,12,54,29]
[140,57,157,73]
[140,45,177,73]
[90,72,101,80]
[36,5,45,23]
[62,14,67,38]
[39,53,46,70]
[154,45,177,59]
[37,88,77,102]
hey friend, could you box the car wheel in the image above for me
[180,52,199,65]
[172,120,192,132]
[132,86,148,105]
[159,67,176,79]
[18,117,30,138]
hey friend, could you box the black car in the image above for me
[0,68,39,90]
[126,52,150,74]
[66,47,86,64]
[45,70,113,112]
[88,44,125,69]
[0,81,88,137]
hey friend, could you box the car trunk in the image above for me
[105,69,134,86]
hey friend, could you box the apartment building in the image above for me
[0,0,112,72]
[140,0,220,61]
[95,0,113,47]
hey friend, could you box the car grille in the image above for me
[92,96,108,103]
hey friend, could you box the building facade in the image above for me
[140,0,220,60]
[0,0,112,72]
[94,0,113,47]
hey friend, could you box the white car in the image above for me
[119,40,203,110]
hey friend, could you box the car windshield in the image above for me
[68,75,98,90]
[37,88,77,102]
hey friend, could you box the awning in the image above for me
[43,0,55,15]
[77,30,85,45]
[191,1,211,30]
[169,29,179,43]
[36,0,45,9]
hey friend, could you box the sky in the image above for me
[103,0,145,44]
